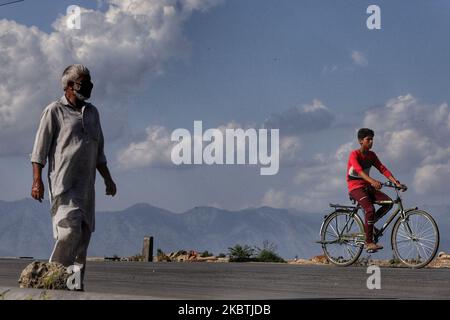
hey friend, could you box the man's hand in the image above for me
[370,179,382,190]
[97,163,117,197]
[31,179,45,202]
[105,178,117,196]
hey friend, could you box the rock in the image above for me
[287,259,316,265]
[175,254,190,262]
[187,250,199,260]
[196,256,219,262]
[18,261,70,290]
[428,252,450,268]
[169,250,186,258]
[311,255,329,264]
[438,252,450,260]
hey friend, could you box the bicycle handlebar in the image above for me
[381,181,408,191]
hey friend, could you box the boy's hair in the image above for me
[357,128,374,140]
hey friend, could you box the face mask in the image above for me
[73,80,93,101]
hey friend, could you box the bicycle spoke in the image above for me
[416,237,436,244]
[416,240,434,252]
[414,215,420,234]
[392,211,439,268]
[397,226,411,240]
[329,224,339,238]
[347,218,355,233]
[417,218,433,232]
[417,242,433,255]
[321,212,364,266]
[415,243,422,260]
[405,243,415,259]
[416,226,434,238]
[345,246,355,259]
[325,230,338,239]
[397,233,410,241]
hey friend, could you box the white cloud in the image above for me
[363,94,450,195]
[278,135,302,166]
[261,188,285,208]
[414,163,450,195]
[117,120,301,170]
[259,141,353,211]
[217,121,303,167]
[380,129,435,171]
[351,50,368,67]
[117,126,175,169]
[292,143,350,199]
[0,0,223,156]
[260,94,450,210]
[264,99,335,136]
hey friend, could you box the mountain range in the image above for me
[0,199,448,259]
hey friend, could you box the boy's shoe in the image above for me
[365,242,383,253]
[373,227,382,243]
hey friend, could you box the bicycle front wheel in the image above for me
[321,211,365,266]
[391,210,440,269]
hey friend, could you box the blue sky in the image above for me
[0,0,449,213]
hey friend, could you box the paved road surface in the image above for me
[1,258,449,299]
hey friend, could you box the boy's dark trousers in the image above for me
[349,186,393,244]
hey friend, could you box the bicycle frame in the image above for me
[321,185,417,244]
[373,186,417,238]
[320,182,439,268]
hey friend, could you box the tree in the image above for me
[227,244,256,262]
[254,240,285,263]
[200,250,213,257]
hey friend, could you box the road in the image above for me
[0,258,449,299]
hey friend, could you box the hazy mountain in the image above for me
[0,199,324,259]
[0,199,447,260]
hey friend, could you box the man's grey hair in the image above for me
[61,64,91,90]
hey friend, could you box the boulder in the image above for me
[18,261,70,290]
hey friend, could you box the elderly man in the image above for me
[30,64,116,290]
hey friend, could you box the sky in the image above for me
[0,0,449,214]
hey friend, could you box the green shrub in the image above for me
[200,250,213,257]
[389,256,402,266]
[254,241,285,263]
[255,249,285,263]
[228,244,256,262]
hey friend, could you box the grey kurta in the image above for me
[31,95,107,238]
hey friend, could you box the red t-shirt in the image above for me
[347,149,392,192]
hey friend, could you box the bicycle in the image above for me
[317,181,440,268]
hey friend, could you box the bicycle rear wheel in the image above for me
[391,210,440,269]
[320,211,365,266]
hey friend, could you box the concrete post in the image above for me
[142,236,153,262]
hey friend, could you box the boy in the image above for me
[347,128,405,252]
